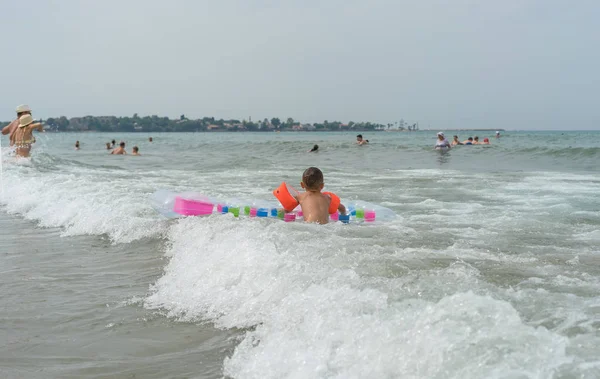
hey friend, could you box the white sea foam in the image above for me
[145,217,572,378]
[0,160,167,243]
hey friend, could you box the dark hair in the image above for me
[310,144,319,152]
[468,137,473,141]
[133,146,139,152]
[356,134,363,138]
[302,167,324,190]
[474,136,479,140]
[112,140,116,144]
[120,142,125,147]
[453,135,458,138]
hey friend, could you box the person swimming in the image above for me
[435,132,451,149]
[75,141,80,150]
[356,134,369,145]
[462,137,474,145]
[473,136,480,145]
[451,135,462,146]
[482,138,490,145]
[106,142,111,150]
[309,144,319,152]
[111,142,126,155]
[132,146,140,155]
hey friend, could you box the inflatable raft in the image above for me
[150,190,396,224]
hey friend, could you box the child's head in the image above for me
[133,146,139,153]
[112,139,116,145]
[120,142,125,148]
[301,167,324,191]
[356,134,363,142]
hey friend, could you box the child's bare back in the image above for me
[297,191,334,224]
[296,167,346,224]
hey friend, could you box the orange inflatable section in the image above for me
[273,182,300,212]
[323,192,340,214]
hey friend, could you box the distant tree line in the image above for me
[2,114,394,133]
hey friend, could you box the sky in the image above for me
[1,0,598,130]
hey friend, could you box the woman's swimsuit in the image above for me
[15,139,34,149]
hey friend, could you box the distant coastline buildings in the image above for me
[0,114,504,133]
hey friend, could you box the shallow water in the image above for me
[1,131,599,378]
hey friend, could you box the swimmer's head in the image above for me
[483,138,489,143]
[453,135,459,140]
[112,140,116,145]
[468,137,473,141]
[437,132,445,140]
[474,136,479,141]
[301,167,324,191]
[120,142,125,147]
[149,137,153,142]
[356,134,363,141]
[133,146,139,153]
[311,144,319,151]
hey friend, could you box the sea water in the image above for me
[0,131,599,378]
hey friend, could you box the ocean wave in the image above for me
[145,218,572,378]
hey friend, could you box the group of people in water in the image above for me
[435,131,499,149]
[1,104,150,157]
[103,139,146,155]
[77,139,142,155]
[4,104,503,159]
[308,134,369,152]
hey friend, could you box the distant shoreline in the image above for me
[34,128,507,133]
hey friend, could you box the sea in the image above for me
[0,131,599,379]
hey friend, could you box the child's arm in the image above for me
[338,203,347,215]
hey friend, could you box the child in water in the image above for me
[295,167,346,224]
[132,146,140,155]
[309,144,319,152]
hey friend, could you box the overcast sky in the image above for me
[1,0,598,130]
